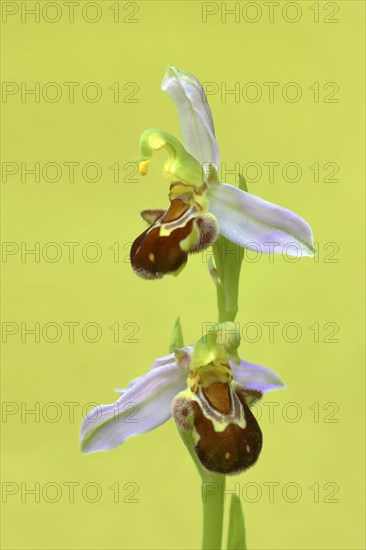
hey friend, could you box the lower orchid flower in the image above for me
[80,323,284,475]
[130,66,314,279]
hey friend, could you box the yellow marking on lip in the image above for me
[190,393,246,433]
[180,224,199,252]
[149,253,155,262]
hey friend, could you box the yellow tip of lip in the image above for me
[139,160,150,176]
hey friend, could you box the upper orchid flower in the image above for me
[80,323,284,475]
[130,66,314,279]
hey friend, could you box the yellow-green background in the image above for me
[1,1,365,548]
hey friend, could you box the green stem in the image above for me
[206,175,249,548]
[212,235,244,324]
[215,276,239,323]
[212,175,248,325]
[202,472,226,550]
[177,429,225,550]
[173,174,250,550]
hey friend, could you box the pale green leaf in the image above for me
[227,495,247,550]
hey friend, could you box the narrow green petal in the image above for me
[169,317,184,353]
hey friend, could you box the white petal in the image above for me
[114,346,193,395]
[208,183,315,256]
[161,66,220,168]
[80,359,188,453]
[231,359,285,393]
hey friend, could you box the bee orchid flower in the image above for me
[130,66,314,279]
[80,323,284,475]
